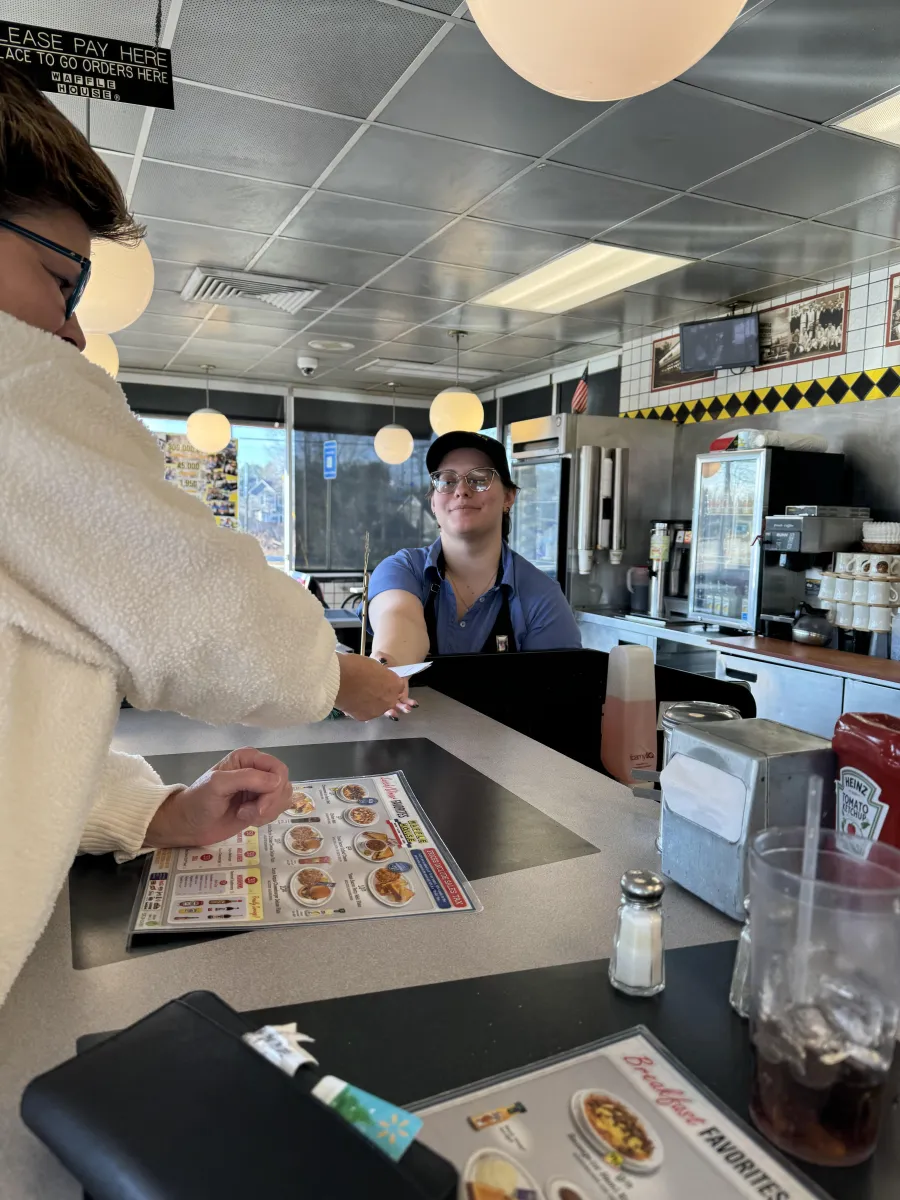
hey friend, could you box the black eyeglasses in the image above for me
[0,218,92,319]
[431,468,499,493]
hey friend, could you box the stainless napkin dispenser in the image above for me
[660,719,835,921]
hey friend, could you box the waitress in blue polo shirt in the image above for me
[368,431,581,664]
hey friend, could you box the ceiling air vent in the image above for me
[180,267,322,315]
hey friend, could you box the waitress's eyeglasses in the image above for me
[431,468,499,493]
[0,218,92,319]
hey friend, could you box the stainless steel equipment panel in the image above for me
[716,653,843,739]
[843,678,900,719]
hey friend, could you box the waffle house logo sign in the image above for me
[1,21,174,109]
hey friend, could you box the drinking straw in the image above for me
[793,775,823,1004]
[359,531,371,656]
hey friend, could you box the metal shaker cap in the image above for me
[661,701,742,733]
[621,869,665,904]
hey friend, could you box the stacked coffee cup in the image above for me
[819,552,900,637]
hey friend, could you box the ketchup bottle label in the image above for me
[836,767,889,845]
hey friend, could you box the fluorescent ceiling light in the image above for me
[478,243,691,313]
[836,91,900,147]
[356,358,495,382]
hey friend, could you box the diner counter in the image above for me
[713,635,900,687]
[0,690,736,1198]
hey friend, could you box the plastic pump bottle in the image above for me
[601,645,657,784]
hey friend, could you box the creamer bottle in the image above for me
[601,644,657,784]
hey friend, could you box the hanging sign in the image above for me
[323,440,338,481]
[0,21,174,109]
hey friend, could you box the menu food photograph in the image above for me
[130,772,480,936]
[416,1030,823,1200]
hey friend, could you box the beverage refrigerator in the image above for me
[687,448,845,631]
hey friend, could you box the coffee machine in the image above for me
[648,520,691,619]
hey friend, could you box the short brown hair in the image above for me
[0,65,143,242]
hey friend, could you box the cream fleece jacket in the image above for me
[0,311,342,1004]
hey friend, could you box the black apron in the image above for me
[424,555,517,657]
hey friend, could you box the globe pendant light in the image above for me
[187,367,232,454]
[374,383,414,464]
[82,330,119,377]
[467,0,744,102]
[429,331,484,436]
[78,237,155,333]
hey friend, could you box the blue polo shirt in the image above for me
[368,538,582,656]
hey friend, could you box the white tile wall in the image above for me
[621,257,900,416]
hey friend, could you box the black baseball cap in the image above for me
[426,431,513,485]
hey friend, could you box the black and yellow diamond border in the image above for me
[622,368,900,423]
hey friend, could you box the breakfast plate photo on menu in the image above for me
[463,1148,543,1200]
[570,1089,664,1174]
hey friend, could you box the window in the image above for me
[294,431,436,571]
[141,417,287,568]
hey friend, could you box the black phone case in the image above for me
[21,990,458,1200]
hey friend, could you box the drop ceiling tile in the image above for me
[681,0,900,123]
[413,217,582,274]
[713,222,900,281]
[133,161,306,235]
[301,313,416,343]
[325,126,531,213]
[819,189,900,241]
[355,342,443,364]
[570,291,714,328]
[553,82,809,191]
[600,195,797,258]
[393,325,497,351]
[375,258,514,303]
[333,290,457,324]
[140,217,267,270]
[97,150,133,193]
[535,346,618,369]
[253,238,398,288]
[145,291,214,320]
[50,93,145,154]
[193,322,291,349]
[205,303,329,331]
[483,334,578,358]
[282,192,454,256]
[379,22,611,156]
[151,260,196,292]
[173,0,439,116]
[509,314,623,344]
[428,305,548,334]
[628,260,810,304]
[174,343,274,371]
[446,350,536,372]
[112,331,191,352]
[116,347,178,371]
[124,313,205,338]
[699,130,900,219]
[473,164,674,238]
[146,83,358,187]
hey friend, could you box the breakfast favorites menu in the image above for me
[129,772,480,935]
[417,1030,821,1200]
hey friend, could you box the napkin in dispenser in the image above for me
[659,718,835,921]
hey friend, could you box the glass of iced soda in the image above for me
[748,827,900,1167]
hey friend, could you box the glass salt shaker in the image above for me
[729,896,752,1019]
[609,869,665,997]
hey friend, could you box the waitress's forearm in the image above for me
[370,613,429,666]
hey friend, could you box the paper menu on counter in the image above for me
[130,771,480,936]
[415,1028,822,1200]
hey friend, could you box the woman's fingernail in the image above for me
[388,714,400,722]
[378,658,388,664]
[238,803,256,820]
[410,700,419,708]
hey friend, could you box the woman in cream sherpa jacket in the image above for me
[0,311,353,1003]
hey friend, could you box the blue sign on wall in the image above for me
[323,440,337,480]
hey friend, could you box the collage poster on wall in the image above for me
[158,434,239,529]
[651,333,715,392]
[757,286,848,367]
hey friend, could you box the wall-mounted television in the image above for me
[679,312,760,372]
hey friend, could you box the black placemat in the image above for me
[76,942,899,1200]
[69,738,597,969]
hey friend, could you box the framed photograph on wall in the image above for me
[650,333,715,392]
[757,286,848,368]
[886,273,900,347]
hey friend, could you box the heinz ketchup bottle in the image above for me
[833,714,900,850]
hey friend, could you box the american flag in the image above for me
[571,366,589,414]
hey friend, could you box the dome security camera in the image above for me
[296,354,319,377]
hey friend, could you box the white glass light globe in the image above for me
[186,407,232,454]
[467,0,743,102]
[374,423,414,464]
[78,238,155,333]
[82,331,119,377]
[430,387,484,436]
